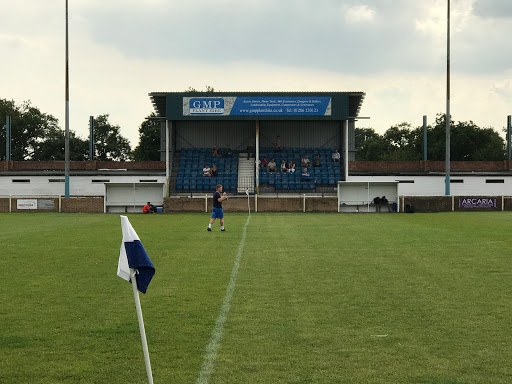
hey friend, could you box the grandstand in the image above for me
[149,91,365,195]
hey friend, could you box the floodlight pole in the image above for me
[89,116,94,160]
[344,120,349,181]
[423,115,427,161]
[507,115,511,161]
[165,120,170,197]
[445,0,451,196]
[255,120,260,195]
[5,115,11,161]
[64,0,70,198]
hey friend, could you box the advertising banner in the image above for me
[183,96,332,117]
[37,199,55,210]
[17,199,38,209]
[458,198,497,209]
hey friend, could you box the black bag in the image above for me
[373,197,380,205]
[405,204,415,213]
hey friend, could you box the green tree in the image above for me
[356,115,505,161]
[355,128,391,161]
[0,99,60,160]
[427,114,504,161]
[132,113,161,161]
[93,114,132,161]
[33,127,89,161]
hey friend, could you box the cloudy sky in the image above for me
[1,0,511,147]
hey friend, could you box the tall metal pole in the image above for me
[89,116,94,160]
[445,0,451,195]
[423,115,427,161]
[5,116,10,161]
[64,0,70,198]
[344,120,349,181]
[507,115,511,161]
[165,120,170,198]
[255,120,260,195]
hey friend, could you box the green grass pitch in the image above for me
[1,212,512,384]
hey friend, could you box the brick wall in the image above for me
[2,160,510,173]
[164,197,206,212]
[350,160,512,173]
[62,197,104,213]
[401,196,452,213]
[0,198,9,212]
[0,160,165,172]
[223,197,256,212]
[257,197,303,212]
[306,197,338,212]
[0,197,104,213]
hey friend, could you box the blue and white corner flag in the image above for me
[117,215,155,294]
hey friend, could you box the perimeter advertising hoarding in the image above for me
[17,199,37,209]
[183,96,332,117]
[16,199,55,210]
[459,198,497,209]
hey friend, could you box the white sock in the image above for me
[208,224,212,228]
[221,226,224,230]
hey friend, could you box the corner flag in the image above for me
[116,215,155,384]
[117,215,155,293]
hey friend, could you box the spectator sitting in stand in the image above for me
[260,157,269,169]
[210,164,218,177]
[274,135,281,152]
[267,158,277,172]
[332,149,341,162]
[301,168,311,181]
[143,201,156,214]
[211,146,221,158]
[203,165,211,177]
[301,154,311,168]
[280,159,288,172]
[313,154,321,167]
[288,160,296,173]
[222,144,233,157]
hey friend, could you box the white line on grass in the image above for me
[196,215,251,384]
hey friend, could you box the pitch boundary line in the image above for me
[196,214,251,384]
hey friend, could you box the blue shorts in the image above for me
[211,207,224,219]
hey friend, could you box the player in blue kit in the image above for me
[207,184,228,232]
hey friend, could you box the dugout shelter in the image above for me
[149,91,366,195]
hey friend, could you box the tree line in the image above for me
[0,98,159,161]
[356,114,506,161]
[1,98,507,162]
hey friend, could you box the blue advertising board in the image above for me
[184,96,332,117]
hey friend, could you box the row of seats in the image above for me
[175,147,344,193]
[177,148,239,191]
[259,147,342,187]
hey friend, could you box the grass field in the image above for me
[1,212,512,384]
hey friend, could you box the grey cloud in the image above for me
[79,1,510,75]
[473,0,512,18]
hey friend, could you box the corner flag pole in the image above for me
[246,187,250,214]
[130,269,154,384]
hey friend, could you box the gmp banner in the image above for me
[183,96,332,116]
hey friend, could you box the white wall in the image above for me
[1,174,512,197]
[0,175,166,196]
[348,175,512,196]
